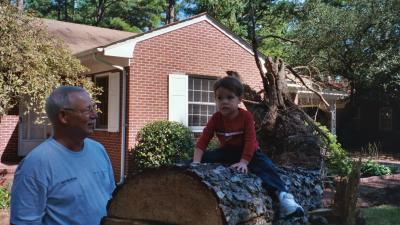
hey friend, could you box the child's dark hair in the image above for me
[213,75,244,97]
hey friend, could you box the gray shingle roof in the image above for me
[41,18,136,55]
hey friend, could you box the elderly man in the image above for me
[11,86,116,225]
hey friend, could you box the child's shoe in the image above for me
[278,191,304,218]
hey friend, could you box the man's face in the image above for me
[61,91,97,138]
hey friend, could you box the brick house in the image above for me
[0,13,347,184]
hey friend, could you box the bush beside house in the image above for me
[131,121,194,169]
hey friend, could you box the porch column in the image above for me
[330,102,337,135]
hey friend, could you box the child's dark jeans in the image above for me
[201,147,288,192]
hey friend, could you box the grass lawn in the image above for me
[362,205,400,225]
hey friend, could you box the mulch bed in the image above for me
[322,173,400,208]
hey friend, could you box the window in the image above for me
[95,76,109,129]
[93,72,120,132]
[188,77,217,128]
[379,107,392,131]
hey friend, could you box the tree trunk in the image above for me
[244,7,327,170]
[16,0,23,11]
[57,0,62,20]
[242,59,323,169]
[103,164,323,225]
[166,0,176,24]
[334,160,361,225]
[64,0,69,21]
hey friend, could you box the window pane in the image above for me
[192,115,200,126]
[189,115,193,125]
[201,116,208,126]
[201,92,208,102]
[208,105,216,115]
[194,78,201,90]
[189,78,193,89]
[379,107,392,130]
[209,92,215,102]
[210,79,216,88]
[95,76,109,129]
[189,90,193,101]
[188,104,193,114]
[200,105,207,115]
[194,91,201,102]
[193,104,200,114]
[202,80,209,91]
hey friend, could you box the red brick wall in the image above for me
[90,131,122,180]
[0,115,20,163]
[127,20,262,169]
[0,107,21,182]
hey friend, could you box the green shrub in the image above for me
[132,121,194,169]
[361,160,392,177]
[0,186,10,209]
[318,124,352,176]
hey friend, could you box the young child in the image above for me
[192,76,304,218]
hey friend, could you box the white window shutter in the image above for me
[108,72,120,132]
[169,74,188,126]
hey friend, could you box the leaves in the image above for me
[132,121,194,169]
[285,0,400,104]
[0,4,99,116]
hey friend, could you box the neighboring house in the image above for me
[337,103,400,152]
[0,13,347,183]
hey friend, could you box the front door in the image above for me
[18,106,52,156]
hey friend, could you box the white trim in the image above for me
[188,101,216,106]
[168,74,189,126]
[102,15,259,58]
[287,83,348,97]
[107,72,120,132]
[189,126,205,133]
[93,72,121,132]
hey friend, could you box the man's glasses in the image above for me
[62,105,97,115]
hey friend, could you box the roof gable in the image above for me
[75,14,260,59]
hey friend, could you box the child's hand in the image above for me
[230,160,249,173]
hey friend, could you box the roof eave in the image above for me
[75,47,104,58]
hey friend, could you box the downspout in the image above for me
[93,53,127,186]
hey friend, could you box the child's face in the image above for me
[215,87,241,118]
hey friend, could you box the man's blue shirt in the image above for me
[11,138,116,225]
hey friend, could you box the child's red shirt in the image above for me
[196,108,259,162]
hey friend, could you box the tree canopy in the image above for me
[24,0,168,32]
[182,0,299,57]
[285,0,400,104]
[8,0,400,105]
[0,4,99,116]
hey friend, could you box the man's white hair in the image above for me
[45,86,86,124]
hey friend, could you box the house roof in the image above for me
[39,14,265,60]
[41,18,135,54]
[40,15,348,100]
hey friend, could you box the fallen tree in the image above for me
[102,164,322,225]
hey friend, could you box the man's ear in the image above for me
[58,110,68,124]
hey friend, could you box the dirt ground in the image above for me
[323,153,400,208]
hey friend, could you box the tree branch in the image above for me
[258,34,298,44]
[287,65,330,107]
